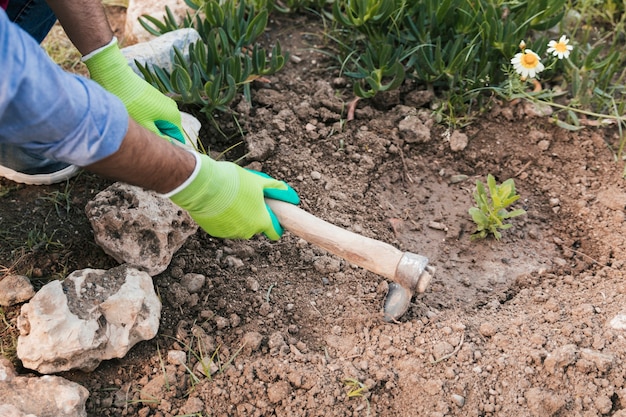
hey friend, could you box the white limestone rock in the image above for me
[85,183,198,276]
[122,28,201,76]
[0,358,88,417]
[17,265,161,373]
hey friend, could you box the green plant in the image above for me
[468,174,526,240]
[26,228,63,252]
[321,0,567,117]
[137,0,288,119]
[345,37,405,99]
[343,378,371,416]
[38,180,74,217]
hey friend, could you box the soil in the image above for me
[2,12,626,417]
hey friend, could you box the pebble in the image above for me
[167,350,186,366]
[479,322,497,337]
[538,140,551,151]
[311,171,322,180]
[451,394,466,407]
[246,277,260,292]
[0,275,35,306]
[181,273,205,294]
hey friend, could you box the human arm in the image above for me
[1,10,298,239]
[44,0,112,54]
[45,0,187,144]
[86,119,300,240]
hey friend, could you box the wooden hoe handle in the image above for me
[266,199,431,292]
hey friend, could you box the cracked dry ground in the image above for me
[2,13,626,417]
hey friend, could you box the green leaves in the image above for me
[468,174,526,240]
[346,40,406,98]
[327,0,567,114]
[137,0,287,118]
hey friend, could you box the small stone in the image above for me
[215,316,230,330]
[311,171,322,180]
[193,358,219,378]
[0,275,35,306]
[538,140,551,151]
[267,381,292,403]
[246,277,260,292]
[242,332,264,354]
[449,130,468,152]
[479,322,497,337]
[181,273,205,294]
[167,350,186,366]
[451,394,465,407]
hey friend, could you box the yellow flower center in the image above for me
[521,52,539,68]
[555,42,568,53]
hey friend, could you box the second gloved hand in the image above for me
[168,152,300,240]
[83,38,187,145]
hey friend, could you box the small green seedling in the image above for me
[468,174,526,240]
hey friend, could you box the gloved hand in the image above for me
[168,152,300,240]
[83,38,187,145]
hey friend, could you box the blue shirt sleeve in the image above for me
[0,8,128,166]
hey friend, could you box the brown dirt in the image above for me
[3,12,626,417]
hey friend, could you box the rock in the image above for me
[544,344,578,374]
[0,357,17,381]
[167,350,186,366]
[180,397,205,415]
[524,387,566,417]
[609,313,626,330]
[398,115,431,143]
[0,404,35,417]
[267,380,292,403]
[181,273,206,293]
[451,393,465,407]
[17,265,161,373]
[194,357,219,378]
[242,331,264,354]
[85,183,198,276]
[268,332,286,350]
[245,129,276,161]
[597,189,626,211]
[140,372,177,407]
[121,28,201,75]
[449,130,468,151]
[478,322,497,337]
[0,359,88,417]
[537,139,551,151]
[0,275,35,306]
[579,348,614,372]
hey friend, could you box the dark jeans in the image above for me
[5,0,56,42]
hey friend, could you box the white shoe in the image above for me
[0,164,80,185]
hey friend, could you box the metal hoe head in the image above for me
[383,253,434,322]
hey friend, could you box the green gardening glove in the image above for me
[83,38,186,145]
[168,152,300,240]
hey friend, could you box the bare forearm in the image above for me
[84,119,195,194]
[46,0,113,54]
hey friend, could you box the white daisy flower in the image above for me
[547,35,573,59]
[511,49,545,79]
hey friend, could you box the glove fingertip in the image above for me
[265,205,284,241]
[263,183,300,205]
[155,120,186,144]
